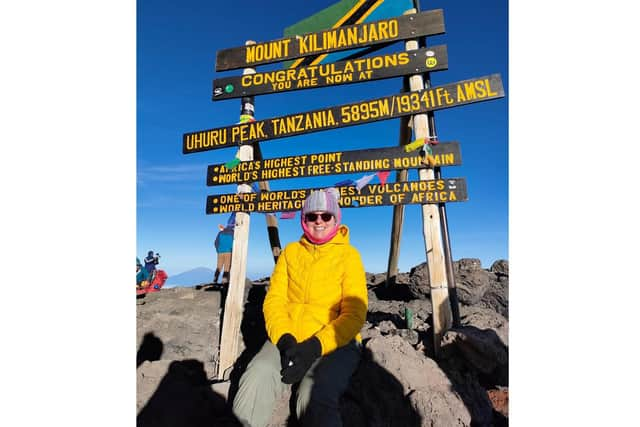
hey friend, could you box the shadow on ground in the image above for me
[137,334,240,427]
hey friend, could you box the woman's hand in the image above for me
[276,333,297,370]
[280,336,321,384]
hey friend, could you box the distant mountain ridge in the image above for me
[165,267,214,288]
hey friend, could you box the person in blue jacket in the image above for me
[214,224,234,285]
[144,251,160,273]
[136,257,149,288]
[143,251,160,283]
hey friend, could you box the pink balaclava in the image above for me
[300,187,342,244]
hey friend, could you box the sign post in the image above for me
[217,41,257,380]
[250,141,283,262]
[413,0,461,329]
[404,8,452,356]
[386,78,411,288]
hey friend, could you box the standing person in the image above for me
[144,250,159,274]
[232,188,367,427]
[214,224,234,286]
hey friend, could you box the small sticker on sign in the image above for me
[426,57,438,68]
[426,50,435,57]
[225,84,234,93]
[214,87,223,96]
[447,180,457,189]
[244,103,255,112]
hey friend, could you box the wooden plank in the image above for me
[251,142,282,262]
[405,32,452,358]
[386,60,411,289]
[215,10,445,71]
[217,157,253,379]
[206,178,467,215]
[206,142,461,185]
[212,45,448,100]
[217,43,256,381]
[184,74,504,154]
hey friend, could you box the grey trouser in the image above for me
[232,339,361,427]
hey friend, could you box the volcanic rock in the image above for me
[454,258,483,273]
[490,260,509,277]
[137,259,509,426]
[407,262,431,299]
[477,275,509,318]
[455,269,492,306]
[347,335,473,427]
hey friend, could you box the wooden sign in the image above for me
[213,46,448,100]
[184,74,504,154]
[215,10,445,71]
[206,178,467,214]
[283,0,415,68]
[207,142,461,186]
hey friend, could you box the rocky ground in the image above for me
[137,258,509,426]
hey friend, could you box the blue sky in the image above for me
[137,0,508,278]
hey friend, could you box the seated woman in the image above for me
[232,188,367,427]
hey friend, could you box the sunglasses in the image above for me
[305,212,334,222]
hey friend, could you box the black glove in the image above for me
[280,336,322,384]
[276,333,297,370]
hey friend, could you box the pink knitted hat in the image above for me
[300,188,341,244]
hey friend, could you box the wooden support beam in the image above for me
[404,9,453,357]
[251,142,282,262]
[413,0,461,329]
[386,77,411,288]
[217,41,257,380]
[217,202,251,380]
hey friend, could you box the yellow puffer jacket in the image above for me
[263,224,367,356]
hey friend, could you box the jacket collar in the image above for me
[300,224,349,250]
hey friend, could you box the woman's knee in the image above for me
[297,343,361,410]
[236,354,278,383]
[242,342,280,381]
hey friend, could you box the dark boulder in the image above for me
[490,259,509,277]
[478,275,509,318]
[366,271,387,287]
[454,258,483,273]
[441,326,508,387]
[455,269,492,305]
[459,306,509,346]
[406,262,431,299]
